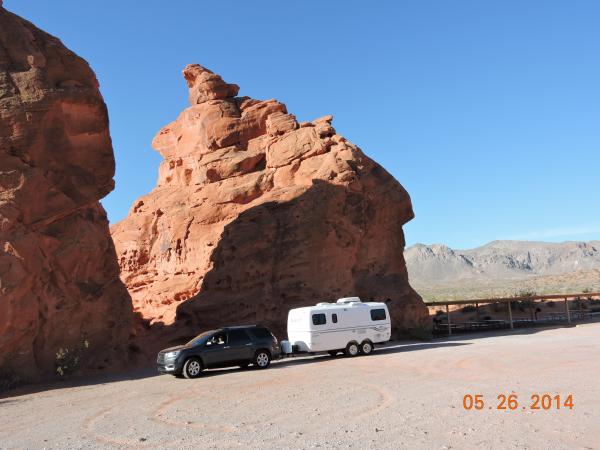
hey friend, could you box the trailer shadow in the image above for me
[265,341,471,371]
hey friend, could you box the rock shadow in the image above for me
[165,178,427,345]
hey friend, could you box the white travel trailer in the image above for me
[282,297,391,357]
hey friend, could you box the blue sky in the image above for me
[8,1,599,249]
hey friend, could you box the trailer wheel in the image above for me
[360,340,373,355]
[344,342,359,357]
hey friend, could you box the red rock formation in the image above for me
[112,64,428,340]
[0,6,132,382]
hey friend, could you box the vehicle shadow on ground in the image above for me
[431,321,591,342]
[0,366,159,401]
[179,342,471,378]
[267,341,471,370]
[3,323,588,398]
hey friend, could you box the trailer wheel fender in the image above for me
[360,340,374,355]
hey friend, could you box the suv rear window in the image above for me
[248,327,272,339]
[312,313,326,325]
[228,329,251,345]
[370,309,387,321]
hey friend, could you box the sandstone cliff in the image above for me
[112,64,428,341]
[0,6,132,382]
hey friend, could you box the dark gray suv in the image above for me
[157,325,280,379]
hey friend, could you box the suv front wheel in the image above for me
[254,350,271,369]
[182,357,203,379]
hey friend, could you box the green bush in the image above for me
[55,339,90,377]
[0,368,20,392]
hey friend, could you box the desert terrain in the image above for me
[406,241,600,301]
[1,322,598,449]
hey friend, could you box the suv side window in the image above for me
[370,308,387,321]
[208,331,227,346]
[228,329,251,345]
[332,313,338,323]
[312,313,326,325]
[249,327,272,339]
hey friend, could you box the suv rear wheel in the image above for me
[182,357,203,379]
[254,350,271,369]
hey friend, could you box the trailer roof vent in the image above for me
[316,302,331,306]
[336,297,362,304]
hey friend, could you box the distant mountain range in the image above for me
[404,240,600,301]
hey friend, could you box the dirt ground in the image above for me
[1,323,599,450]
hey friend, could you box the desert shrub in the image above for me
[55,339,90,377]
[0,368,20,392]
[435,310,445,316]
[512,300,533,311]
[515,290,536,298]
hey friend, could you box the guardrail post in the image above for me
[564,298,571,324]
[446,304,452,335]
[507,301,514,329]
[475,302,480,323]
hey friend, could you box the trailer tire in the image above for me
[344,342,359,357]
[360,340,373,355]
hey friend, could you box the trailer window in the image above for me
[370,309,387,321]
[312,313,326,325]
[332,313,338,323]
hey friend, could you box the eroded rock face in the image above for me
[0,6,132,381]
[112,64,428,340]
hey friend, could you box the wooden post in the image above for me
[507,301,514,329]
[446,304,452,335]
[529,301,534,322]
[564,298,571,324]
[475,302,480,323]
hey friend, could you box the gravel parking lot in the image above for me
[1,323,599,449]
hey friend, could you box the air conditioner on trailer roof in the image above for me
[336,297,362,304]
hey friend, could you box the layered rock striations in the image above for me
[112,64,428,339]
[0,6,132,381]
